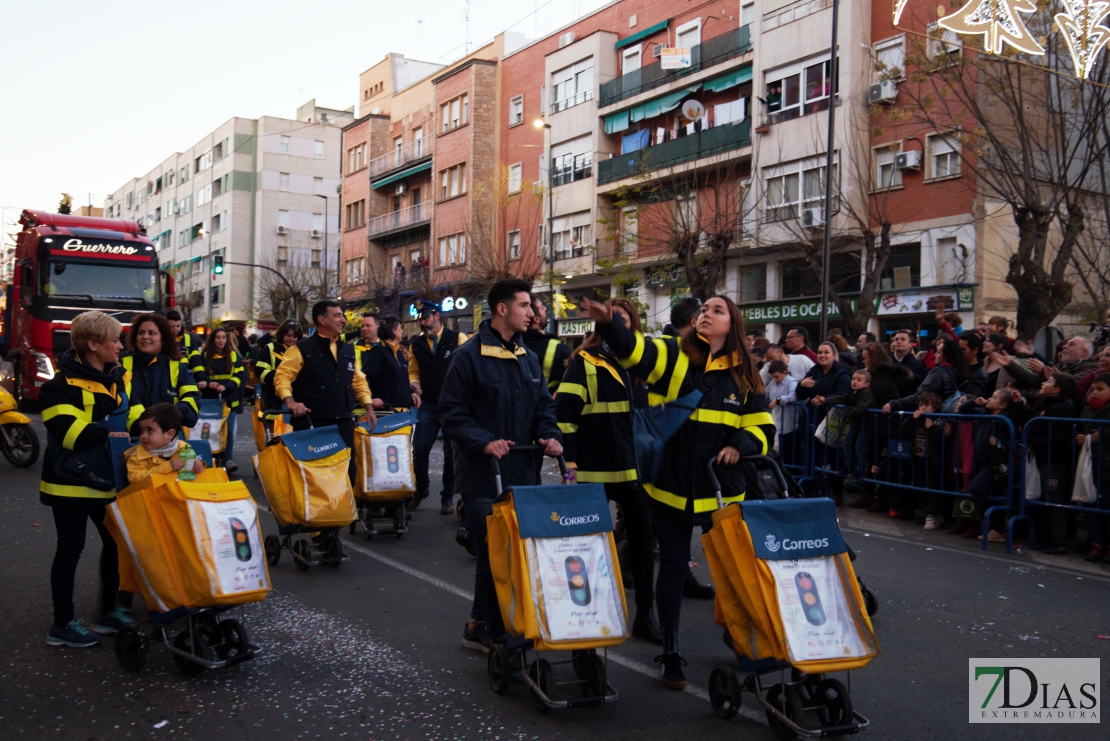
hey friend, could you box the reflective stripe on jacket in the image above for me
[122,353,200,433]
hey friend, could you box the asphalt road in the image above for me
[1,417,1107,741]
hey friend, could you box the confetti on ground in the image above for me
[154,720,168,729]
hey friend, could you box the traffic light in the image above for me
[212,255,224,275]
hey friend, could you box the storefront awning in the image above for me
[614,19,669,50]
[604,85,700,134]
[372,161,432,190]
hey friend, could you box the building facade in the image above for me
[104,101,351,330]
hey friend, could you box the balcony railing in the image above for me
[599,25,753,108]
[597,118,752,185]
[368,138,433,180]
[366,203,430,238]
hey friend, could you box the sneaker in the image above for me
[440,500,455,515]
[988,530,1007,543]
[91,610,135,635]
[946,520,969,536]
[923,514,945,531]
[682,571,715,599]
[225,461,239,474]
[889,508,900,518]
[406,490,429,512]
[654,652,688,690]
[47,619,101,648]
[462,622,492,653]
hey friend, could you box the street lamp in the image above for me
[534,118,555,333]
[315,193,330,299]
[200,228,214,327]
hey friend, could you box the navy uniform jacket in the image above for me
[439,320,561,496]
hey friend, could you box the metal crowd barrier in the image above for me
[1011,416,1110,552]
[775,402,814,484]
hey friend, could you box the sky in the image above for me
[0,0,611,224]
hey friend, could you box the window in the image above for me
[622,46,641,74]
[178,195,192,214]
[438,233,466,266]
[508,230,521,260]
[348,144,365,173]
[311,250,321,268]
[551,59,594,112]
[874,36,906,82]
[510,95,525,126]
[167,171,175,187]
[874,145,903,189]
[781,253,861,298]
[179,166,189,183]
[277,246,288,266]
[314,140,324,159]
[280,136,291,154]
[551,136,592,186]
[312,213,324,233]
[214,139,226,160]
[279,172,290,191]
[926,23,961,63]
[212,177,224,198]
[801,162,838,222]
[438,163,466,200]
[345,200,365,229]
[675,195,697,232]
[345,257,366,286]
[195,149,213,173]
[764,172,800,222]
[314,176,324,195]
[739,264,767,302]
[741,1,756,28]
[928,134,961,179]
[196,184,212,207]
[210,284,224,305]
[179,230,189,247]
[394,136,403,166]
[212,212,227,231]
[413,127,424,157]
[189,223,203,242]
[441,94,469,133]
[508,163,523,193]
[573,223,592,252]
[675,18,701,48]
[880,243,921,289]
[765,157,839,224]
[412,188,422,220]
[155,176,162,194]
[619,208,638,255]
[277,210,290,228]
[765,56,838,122]
[555,220,591,259]
[153,207,161,222]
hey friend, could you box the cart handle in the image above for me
[490,444,569,498]
[705,454,790,510]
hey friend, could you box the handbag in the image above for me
[1071,438,1097,504]
[47,401,130,493]
[814,417,828,444]
[1024,450,1041,501]
[824,408,850,449]
[633,375,714,486]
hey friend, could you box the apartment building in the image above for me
[104,101,351,330]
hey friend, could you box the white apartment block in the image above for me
[104,100,352,328]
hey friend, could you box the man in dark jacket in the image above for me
[522,295,571,393]
[439,279,562,651]
[890,329,927,394]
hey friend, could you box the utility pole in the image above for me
[315,193,329,299]
[819,0,840,341]
[534,119,555,333]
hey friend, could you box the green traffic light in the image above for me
[213,256,224,274]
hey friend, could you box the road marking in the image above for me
[342,537,767,723]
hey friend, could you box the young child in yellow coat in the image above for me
[125,403,206,483]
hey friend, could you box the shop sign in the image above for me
[877,287,973,316]
[559,319,594,337]
[645,263,686,288]
[740,297,859,324]
[660,47,692,69]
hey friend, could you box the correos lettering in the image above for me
[312,442,339,453]
[559,513,601,526]
[781,537,830,550]
[61,238,139,255]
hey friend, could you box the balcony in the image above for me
[366,203,430,239]
[368,138,433,180]
[600,25,753,108]
[597,118,752,186]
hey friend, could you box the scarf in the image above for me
[1089,396,1110,413]
[148,438,180,459]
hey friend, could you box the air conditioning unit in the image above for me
[868,80,898,105]
[395,183,407,195]
[801,207,824,228]
[558,31,577,48]
[895,150,922,171]
[276,225,288,234]
[310,229,322,238]
[652,44,663,57]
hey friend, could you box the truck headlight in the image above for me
[31,352,55,381]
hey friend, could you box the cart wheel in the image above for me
[211,619,250,661]
[292,539,311,571]
[115,625,149,672]
[326,531,344,567]
[488,644,512,695]
[813,678,854,728]
[580,653,607,700]
[394,531,403,539]
[571,648,593,679]
[764,684,799,740]
[264,535,281,566]
[172,630,209,677]
[708,666,742,719]
[858,577,878,616]
[529,659,554,713]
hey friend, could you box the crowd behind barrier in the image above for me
[771,401,1110,556]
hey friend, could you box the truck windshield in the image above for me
[41,261,160,303]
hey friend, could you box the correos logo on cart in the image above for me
[550,511,601,527]
[765,533,828,553]
[307,442,339,453]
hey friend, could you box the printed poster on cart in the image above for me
[367,432,415,493]
[529,534,627,643]
[197,499,270,595]
[766,556,868,662]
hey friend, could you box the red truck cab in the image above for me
[4,210,173,405]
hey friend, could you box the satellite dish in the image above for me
[681,99,705,121]
[371,105,381,115]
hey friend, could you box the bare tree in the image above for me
[463,163,546,296]
[254,245,329,326]
[171,267,205,328]
[895,11,1110,337]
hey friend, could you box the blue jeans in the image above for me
[224,411,238,463]
[413,400,455,502]
[459,490,503,635]
[653,514,693,652]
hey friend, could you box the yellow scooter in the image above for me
[0,361,39,467]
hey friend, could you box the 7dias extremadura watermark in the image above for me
[969,659,1100,723]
